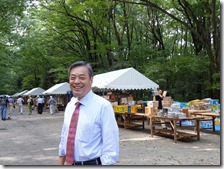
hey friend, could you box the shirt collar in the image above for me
[74,90,94,106]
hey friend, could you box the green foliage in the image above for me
[143,55,211,101]
[0,0,220,101]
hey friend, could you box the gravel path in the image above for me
[0,105,221,167]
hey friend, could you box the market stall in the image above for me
[11,90,28,98]
[149,115,204,143]
[43,82,71,111]
[21,87,45,104]
[92,67,159,128]
[92,67,159,91]
[179,99,221,132]
[23,87,45,96]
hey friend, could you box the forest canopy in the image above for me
[0,0,220,102]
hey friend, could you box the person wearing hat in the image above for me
[48,96,56,115]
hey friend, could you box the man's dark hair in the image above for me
[68,61,94,78]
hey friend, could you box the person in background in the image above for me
[17,96,24,115]
[58,61,119,165]
[48,96,56,115]
[1,95,8,121]
[37,95,44,114]
[27,95,33,115]
[7,96,14,119]
[153,89,164,110]
[153,88,167,129]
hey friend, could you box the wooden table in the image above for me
[114,112,147,129]
[189,111,220,132]
[149,115,203,143]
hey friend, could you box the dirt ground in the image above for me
[0,105,221,168]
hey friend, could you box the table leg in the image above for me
[123,114,126,129]
[212,117,215,132]
[142,117,145,130]
[173,120,177,143]
[150,117,153,137]
[196,120,200,140]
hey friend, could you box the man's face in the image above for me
[69,66,93,100]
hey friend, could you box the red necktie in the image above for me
[66,102,81,165]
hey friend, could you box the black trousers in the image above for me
[74,157,101,165]
[38,103,43,114]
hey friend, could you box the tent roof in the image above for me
[11,90,29,98]
[23,87,45,96]
[92,67,159,90]
[43,82,70,95]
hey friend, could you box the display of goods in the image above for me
[167,112,176,118]
[124,106,128,113]
[170,103,181,112]
[200,121,213,129]
[171,103,181,109]
[111,101,118,106]
[182,108,190,117]
[215,118,220,125]
[179,102,188,109]
[201,98,212,103]
[127,106,131,113]
[157,111,163,117]
[208,99,219,105]
[162,101,172,107]
[137,100,143,104]
[177,113,186,119]
[130,105,141,113]
[212,104,219,112]
[163,96,172,101]
[120,98,128,104]
[113,105,127,113]
[147,101,158,108]
[188,99,200,106]
[193,102,211,110]
[128,100,136,106]
[145,106,158,115]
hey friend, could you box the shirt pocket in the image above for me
[78,123,94,143]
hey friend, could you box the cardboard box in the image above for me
[113,105,127,113]
[145,107,158,115]
[182,108,190,117]
[162,91,167,97]
[163,96,172,101]
[162,101,172,107]
[147,101,159,108]
[130,105,141,113]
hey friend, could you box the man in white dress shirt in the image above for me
[58,61,119,165]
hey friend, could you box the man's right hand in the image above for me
[58,156,65,165]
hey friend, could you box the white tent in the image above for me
[92,67,159,90]
[11,90,29,98]
[23,87,45,96]
[43,82,70,95]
